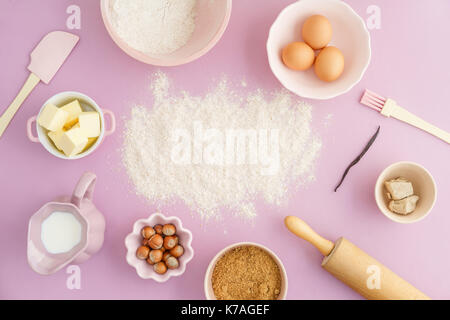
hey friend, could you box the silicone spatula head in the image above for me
[27,31,79,84]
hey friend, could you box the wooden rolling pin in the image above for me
[284,216,430,300]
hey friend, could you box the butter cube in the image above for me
[61,100,83,129]
[82,137,98,152]
[78,112,101,138]
[58,126,88,157]
[389,195,420,215]
[37,103,69,131]
[384,177,414,200]
[48,129,65,151]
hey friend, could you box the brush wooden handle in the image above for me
[382,99,450,144]
[284,216,334,256]
[0,73,40,138]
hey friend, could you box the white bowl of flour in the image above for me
[101,0,232,66]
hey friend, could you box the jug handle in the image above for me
[71,172,97,208]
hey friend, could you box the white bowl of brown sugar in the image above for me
[204,242,288,300]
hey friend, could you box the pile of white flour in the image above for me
[122,72,322,220]
[110,0,197,55]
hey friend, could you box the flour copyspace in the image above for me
[122,72,322,221]
[110,0,197,55]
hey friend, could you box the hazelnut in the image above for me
[163,251,172,262]
[165,256,179,270]
[136,246,150,260]
[149,234,163,249]
[154,261,167,274]
[163,235,178,250]
[162,224,176,236]
[154,224,163,235]
[141,226,155,239]
[146,257,155,265]
[148,249,163,264]
[160,246,166,253]
[142,238,149,246]
[170,245,184,258]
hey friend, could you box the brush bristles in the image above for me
[360,89,386,111]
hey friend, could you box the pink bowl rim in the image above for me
[125,213,194,282]
[204,241,288,300]
[100,0,233,67]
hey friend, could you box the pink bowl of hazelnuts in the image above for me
[125,212,194,282]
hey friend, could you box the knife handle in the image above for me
[0,73,40,138]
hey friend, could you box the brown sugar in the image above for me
[211,245,282,300]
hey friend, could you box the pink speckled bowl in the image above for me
[125,213,194,282]
[101,0,232,66]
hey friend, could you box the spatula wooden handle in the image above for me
[284,216,334,256]
[0,73,40,138]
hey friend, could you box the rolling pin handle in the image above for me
[284,216,335,256]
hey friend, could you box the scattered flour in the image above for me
[110,0,197,55]
[324,113,333,127]
[122,72,322,220]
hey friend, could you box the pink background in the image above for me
[1,0,449,300]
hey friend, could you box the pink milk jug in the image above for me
[27,172,106,275]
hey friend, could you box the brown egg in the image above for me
[314,46,345,82]
[302,15,333,50]
[281,42,315,71]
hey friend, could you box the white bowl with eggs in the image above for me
[267,0,371,100]
[27,91,116,160]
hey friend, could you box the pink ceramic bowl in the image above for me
[125,213,194,282]
[101,0,232,66]
[204,242,288,300]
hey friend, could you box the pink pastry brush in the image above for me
[360,89,450,144]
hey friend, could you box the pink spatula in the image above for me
[0,31,79,138]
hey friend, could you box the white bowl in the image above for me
[27,91,115,160]
[204,242,288,300]
[375,161,437,224]
[267,0,371,100]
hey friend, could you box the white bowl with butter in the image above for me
[27,91,115,160]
